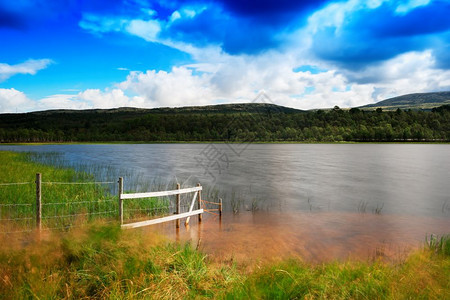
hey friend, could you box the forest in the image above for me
[0,104,449,143]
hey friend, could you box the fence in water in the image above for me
[0,173,222,234]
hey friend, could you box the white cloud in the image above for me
[0,88,146,113]
[349,51,450,102]
[78,88,146,108]
[126,19,161,42]
[37,94,91,110]
[78,8,221,60]
[119,67,215,107]
[0,59,53,82]
[78,14,128,34]
[0,88,35,112]
[306,0,380,34]
[395,0,431,14]
[114,47,450,110]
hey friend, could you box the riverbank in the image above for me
[2,140,450,145]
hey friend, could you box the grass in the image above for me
[225,245,450,299]
[0,222,242,299]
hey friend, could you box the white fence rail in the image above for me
[120,186,202,199]
[119,178,204,229]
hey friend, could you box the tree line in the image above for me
[0,105,449,142]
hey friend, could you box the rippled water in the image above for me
[2,143,449,261]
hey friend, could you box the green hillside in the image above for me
[1,102,449,142]
[360,91,450,110]
[30,103,302,116]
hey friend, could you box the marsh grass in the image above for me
[0,221,241,299]
[224,245,450,299]
[426,234,450,256]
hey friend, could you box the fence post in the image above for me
[118,177,123,225]
[35,173,41,232]
[176,183,181,228]
[219,198,223,217]
[197,183,202,223]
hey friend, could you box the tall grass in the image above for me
[0,222,241,299]
[426,234,450,256]
[225,237,450,299]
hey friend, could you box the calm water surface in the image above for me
[2,143,449,262]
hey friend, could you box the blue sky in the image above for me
[1,0,450,112]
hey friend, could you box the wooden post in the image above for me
[176,183,180,228]
[219,198,223,217]
[197,183,202,223]
[35,173,41,232]
[118,177,123,225]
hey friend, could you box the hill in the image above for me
[0,102,449,143]
[360,91,450,110]
[30,103,302,116]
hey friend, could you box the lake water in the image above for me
[1,143,449,262]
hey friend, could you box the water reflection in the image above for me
[144,211,450,263]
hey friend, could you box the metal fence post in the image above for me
[176,183,180,228]
[118,177,123,225]
[36,173,41,232]
[197,183,202,223]
[219,198,223,217]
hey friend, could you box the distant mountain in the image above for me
[359,91,450,110]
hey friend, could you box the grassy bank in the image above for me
[0,223,449,299]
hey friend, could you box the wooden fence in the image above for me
[119,178,207,229]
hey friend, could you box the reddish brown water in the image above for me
[143,211,450,264]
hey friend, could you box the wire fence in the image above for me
[0,179,119,234]
[1,175,221,234]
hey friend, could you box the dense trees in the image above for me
[0,105,449,142]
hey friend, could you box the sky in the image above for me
[1,0,450,112]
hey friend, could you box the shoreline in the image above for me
[2,141,450,146]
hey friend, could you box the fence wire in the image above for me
[0,203,34,234]
[42,181,116,185]
[0,182,33,186]
[1,179,210,233]
[0,179,119,234]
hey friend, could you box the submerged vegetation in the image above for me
[1,103,449,142]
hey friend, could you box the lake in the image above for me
[1,143,449,262]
